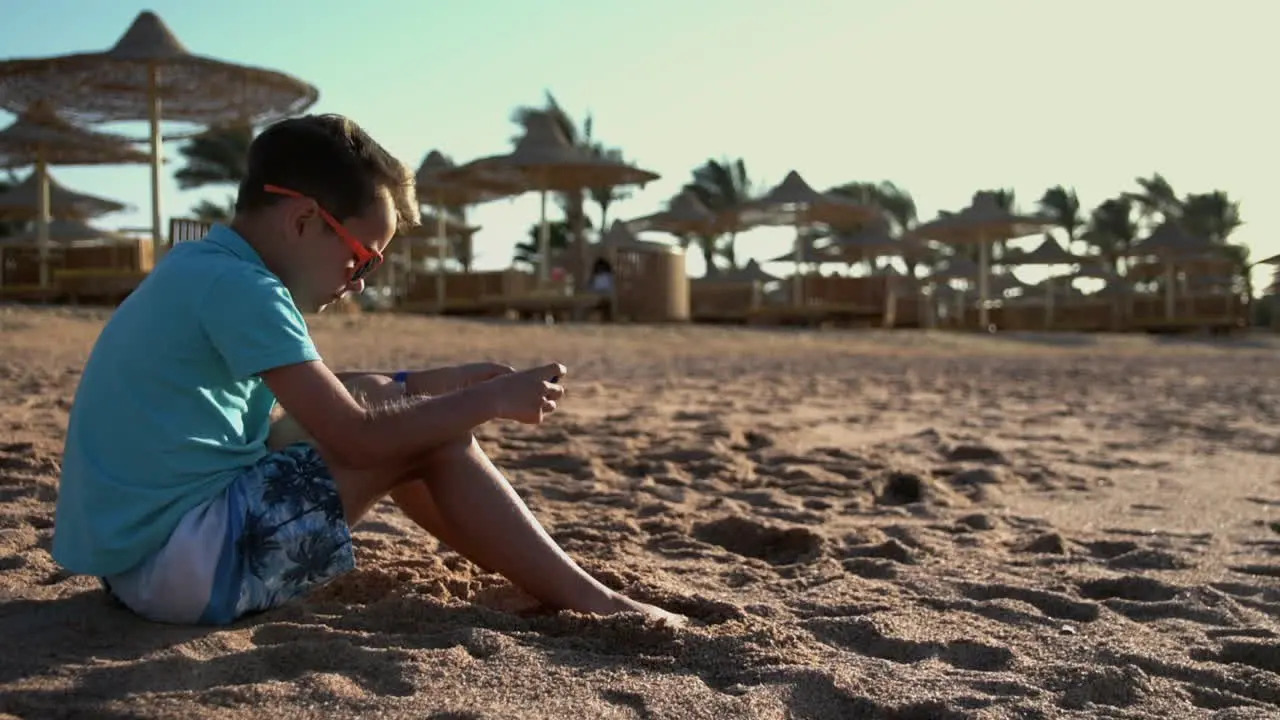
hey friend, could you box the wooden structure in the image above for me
[603,240,689,322]
[747,274,921,328]
[169,217,213,245]
[0,237,155,304]
[690,279,762,323]
[399,238,690,324]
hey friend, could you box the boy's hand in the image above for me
[481,363,566,425]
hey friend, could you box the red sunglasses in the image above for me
[264,184,383,282]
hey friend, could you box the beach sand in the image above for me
[2,305,1278,719]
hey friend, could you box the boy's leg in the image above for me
[277,374,682,623]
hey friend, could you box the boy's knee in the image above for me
[342,374,404,405]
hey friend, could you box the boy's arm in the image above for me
[334,367,455,395]
[336,362,513,396]
[263,360,499,469]
[198,269,502,466]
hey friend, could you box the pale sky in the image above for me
[2,0,1273,280]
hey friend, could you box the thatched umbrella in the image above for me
[0,171,129,220]
[1127,221,1220,320]
[766,232,841,265]
[442,112,658,286]
[599,220,650,249]
[822,219,924,267]
[744,171,881,303]
[911,192,1053,328]
[411,149,524,308]
[627,189,720,236]
[0,101,146,287]
[0,10,318,260]
[711,259,780,284]
[627,187,764,238]
[1001,235,1083,326]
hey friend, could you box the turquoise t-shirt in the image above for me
[53,224,322,577]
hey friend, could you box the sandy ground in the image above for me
[1,305,1279,719]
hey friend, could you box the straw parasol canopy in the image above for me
[599,220,651,249]
[0,10,319,256]
[911,192,1054,328]
[929,254,982,282]
[1126,221,1225,319]
[442,111,659,284]
[999,234,1087,327]
[0,100,148,286]
[1006,235,1081,266]
[0,100,151,167]
[1128,221,1217,258]
[744,171,881,303]
[627,189,722,236]
[822,219,922,264]
[767,232,840,264]
[699,259,781,284]
[0,171,128,220]
[416,150,526,208]
[747,171,881,229]
[409,149,526,308]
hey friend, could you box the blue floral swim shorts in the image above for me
[101,443,356,625]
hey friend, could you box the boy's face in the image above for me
[279,188,398,313]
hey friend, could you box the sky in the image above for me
[1,0,1274,284]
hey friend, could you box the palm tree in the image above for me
[1180,190,1242,245]
[977,188,1016,212]
[1180,189,1252,302]
[509,93,589,254]
[581,114,632,231]
[1126,173,1180,229]
[828,180,923,276]
[174,123,253,189]
[190,198,236,222]
[173,123,254,222]
[1037,185,1084,254]
[1081,196,1139,273]
[513,219,573,271]
[684,158,754,272]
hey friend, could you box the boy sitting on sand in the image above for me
[53,114,681,627]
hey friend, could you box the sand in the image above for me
[1,305,1278,719]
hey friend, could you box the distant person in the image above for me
[589,257,614,294]
[588,257,615,321]
[52,114,683,628]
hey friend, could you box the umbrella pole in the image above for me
[1045,276,1054,328]
[435,205,447,312]
[147,64,165,262]
[978,237,990,329]
[538,189,550,287]
[792,222,804,305]
[36,153,51,289]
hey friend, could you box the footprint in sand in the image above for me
[691,516,824,566]
[804,616,1016,673]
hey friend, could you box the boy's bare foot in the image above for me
[610,595,689,628]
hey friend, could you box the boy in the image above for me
[53,114,682,627]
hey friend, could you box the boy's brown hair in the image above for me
[235,114,420,231]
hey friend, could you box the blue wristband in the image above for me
[392,370,409,389]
